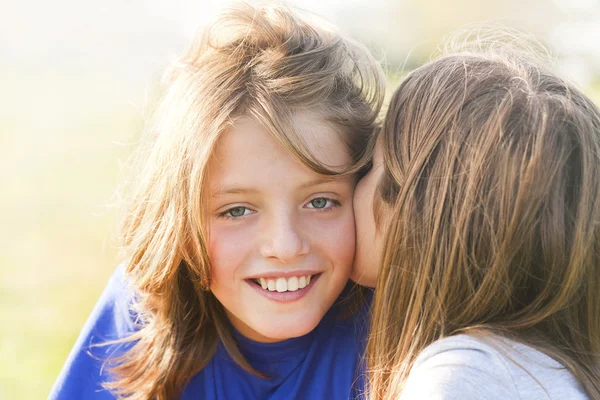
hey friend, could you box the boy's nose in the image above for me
[260,213,309,263]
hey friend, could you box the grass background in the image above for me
[0,71,143,399]
[2,69,599,399]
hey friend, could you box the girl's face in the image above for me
[351,138,384,288]
[207,113,355,343]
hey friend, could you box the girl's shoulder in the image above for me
[401,334,588,400]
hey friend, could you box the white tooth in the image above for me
[298,276,306,289]
[306,275,311,285]
[267,279,276,291]
[260,278,267,289]
[276,277,287,292]
[287,276,299,291]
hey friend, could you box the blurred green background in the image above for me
[2,0,599,398]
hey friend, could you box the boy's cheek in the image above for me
[314,210,356,271]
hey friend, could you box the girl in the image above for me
[353,42,600,399]
[50,3,384,399]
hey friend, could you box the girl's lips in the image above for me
[246,273,322,303]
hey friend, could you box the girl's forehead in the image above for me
[373,134,384,164]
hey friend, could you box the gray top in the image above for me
[400,334,589,400]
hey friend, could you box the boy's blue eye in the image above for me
[309,197,328,209]
[306,197,340,210]
[220,206,251,218]
[229,207,246,217]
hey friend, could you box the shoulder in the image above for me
[48,264,139,399]
[91,264,138,334]
[401,334,589,400]
[71,263,139,344]
[414,334,513,368]
[400,334,519,400]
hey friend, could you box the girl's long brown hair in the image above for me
[105,3,384,399]
[368,42,600,399]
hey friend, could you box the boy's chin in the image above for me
[254,317,321,342]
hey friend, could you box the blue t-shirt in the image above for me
[49,266,371,399]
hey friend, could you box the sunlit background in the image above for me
[2,0,599,398]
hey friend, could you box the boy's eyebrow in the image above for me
[298,176,347,190]
[211,186,260,198]
[211,177,347,198]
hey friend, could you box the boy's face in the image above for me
[207,112,355,342]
